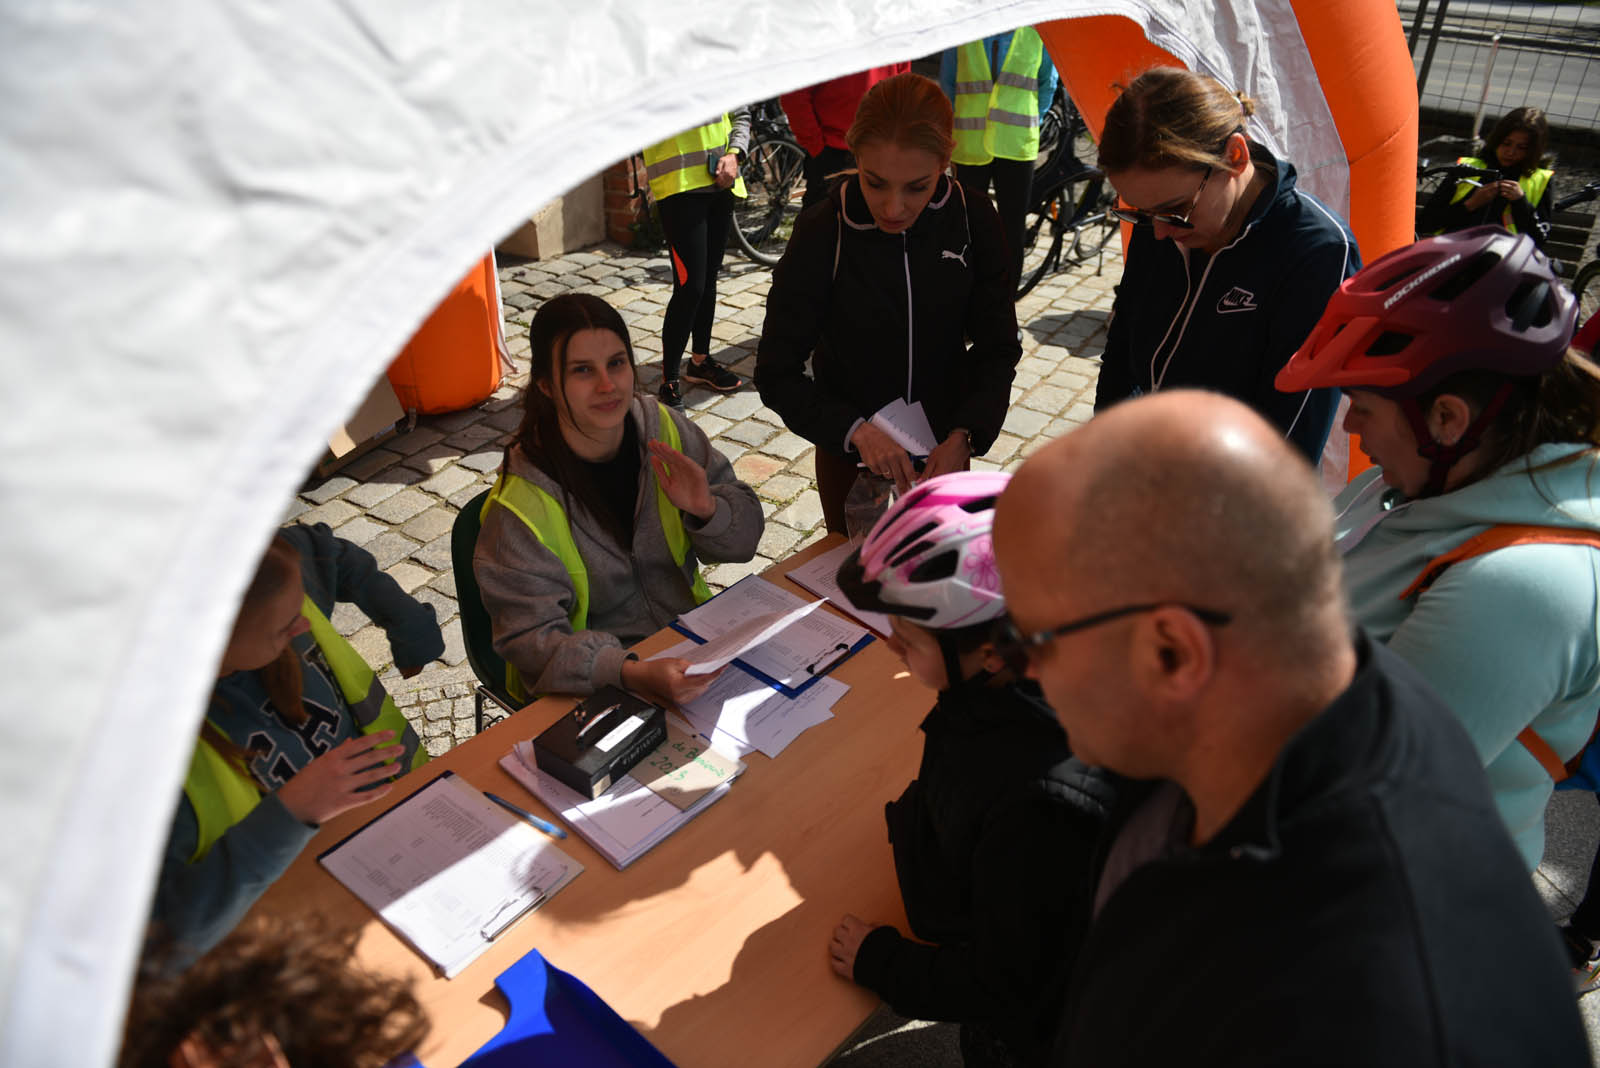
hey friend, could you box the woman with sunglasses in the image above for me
[1095,67,1360,463]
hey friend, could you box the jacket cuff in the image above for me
[843,417,866,454]
[592,645,634,691]
[686,494,734,540]
[851,924,903,986]
[388,604,445,672]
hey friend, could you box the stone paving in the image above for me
[289,238,1121,756]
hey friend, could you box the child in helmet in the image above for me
[1276,226,1600,881]
[829,471,1114,1066]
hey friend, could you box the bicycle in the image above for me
[1016,94,1118,299]
[728,99,806,266]
[1554,183,1600,323]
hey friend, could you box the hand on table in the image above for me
[850,422,916,493]
[918,431,971,482]
[829,913,875,979]
[649,440,715,520]
[276,730,400,825]
[714,153,741,189]
[622,656,721,707]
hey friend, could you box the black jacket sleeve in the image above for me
[755,203,864,452]
[1416,178,1469,237]
[1261,237,1361,461]
[949,186,1021,455]
[1507,176,1554,250]
[282,522,444,671]
[850,798,1098,1050]
[1094,282,1135,412]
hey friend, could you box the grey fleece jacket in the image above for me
[474,396,762,696]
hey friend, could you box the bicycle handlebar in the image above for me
[1417,163,1500,182]
[1554,182,1600,213]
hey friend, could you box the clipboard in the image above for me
[668,621,873,698]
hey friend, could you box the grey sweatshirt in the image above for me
[474,396,762,696]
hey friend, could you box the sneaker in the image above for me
[682,355,744,392]
[658,378,684,409]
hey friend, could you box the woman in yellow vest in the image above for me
[1418,106,1555,250]
[474,293,762,705]
[641,110,751,408]
[152,526,440,962]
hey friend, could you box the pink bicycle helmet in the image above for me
[1276,226,1575,397]
[836,471,1010,630]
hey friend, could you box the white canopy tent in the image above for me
[0,1,1372,1062]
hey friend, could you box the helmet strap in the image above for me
[1401,382,1514,496]
[935,632,995,693]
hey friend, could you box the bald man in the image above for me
[992,391,1586,1067]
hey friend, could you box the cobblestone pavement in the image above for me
[289,239,1120,756]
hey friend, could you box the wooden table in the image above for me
[247,538,934,1068]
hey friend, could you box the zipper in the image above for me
[903,232,914,399]
[1148,216,1262,394]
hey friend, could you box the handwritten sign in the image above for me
[631,720,745,811]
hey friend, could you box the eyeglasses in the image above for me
[1110,166,1212,230]
[995,602,1233,666]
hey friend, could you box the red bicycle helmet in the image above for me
[1276,226,1575,397]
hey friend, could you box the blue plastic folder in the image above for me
[669,619,872,698]
[451,948,676,1067]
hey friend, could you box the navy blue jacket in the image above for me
[1094,144,1359,461]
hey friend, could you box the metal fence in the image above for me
[1404,0,1600,141]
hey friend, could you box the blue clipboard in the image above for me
[667,621,873,698]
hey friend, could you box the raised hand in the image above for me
[648,440,716,520]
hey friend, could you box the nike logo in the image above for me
[941,247,968,267]
[1217,287,1257,314]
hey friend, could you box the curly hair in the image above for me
[120,916,430,1068]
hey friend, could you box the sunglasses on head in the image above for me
[994,601,1233,668]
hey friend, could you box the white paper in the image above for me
[783,541,895,635]
[660,643,848,759]
[319,773,582,977]
[677,600,824,675]
[677,576,869,689]
[868,398,938,456]
[501,740,739,871]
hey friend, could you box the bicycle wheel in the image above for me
[1573,259,1600,327]
[731,136,806,266]
[1067,178,1118,263]
[1017,187,1068,299]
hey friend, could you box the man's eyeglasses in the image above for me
[1110,166,1212,230]
[995,602,1233,666]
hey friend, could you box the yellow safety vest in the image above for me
[183,596,430,862]
[953,30,1044,166]
[481,403,713,702]
[1445,156,1553,236]
[642,117,747,202]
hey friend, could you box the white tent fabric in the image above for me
[0,1,1346,1063]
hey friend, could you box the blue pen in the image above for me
[485,791,568,840]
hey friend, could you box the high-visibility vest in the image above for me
[952,30,1044,166]
[481,403,713,702]
[642,117,747,202]
[1445,156,1553,235]
[182,597,429,862]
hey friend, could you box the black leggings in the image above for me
[657,188,734,380]
[957,157,1034,292]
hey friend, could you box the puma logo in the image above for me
[942,246,968,267]
[1217,287,1258,314]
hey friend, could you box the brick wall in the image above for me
[603,157,649,246]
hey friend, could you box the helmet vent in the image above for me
[1508,280,1553,330]
[1366,330,1414,357]
[907,549,958,583]
[1374,263,1425,293]
[886,521,938,567]
[959,495,998,514]
[1430,251,1501,301]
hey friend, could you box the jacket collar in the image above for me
[1234,140,1295,238]
[838,172,956,233]
[1201,630,1382,861]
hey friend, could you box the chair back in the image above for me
[452,488,514,709]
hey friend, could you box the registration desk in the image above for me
[247,538,934,1068]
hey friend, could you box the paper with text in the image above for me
[677,599,824,676]
[660,643,847,758]
[783,541,894,635]
[678,576,869,688]
[319,772,582,978]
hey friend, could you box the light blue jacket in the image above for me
[1336,443,1600,869]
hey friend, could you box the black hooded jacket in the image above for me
[756,172,1021,458]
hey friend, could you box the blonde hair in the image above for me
[845,72,955,164]
[1098,67,1254,173]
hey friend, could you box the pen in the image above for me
[479,888,549,941]
[484,791,568,840]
